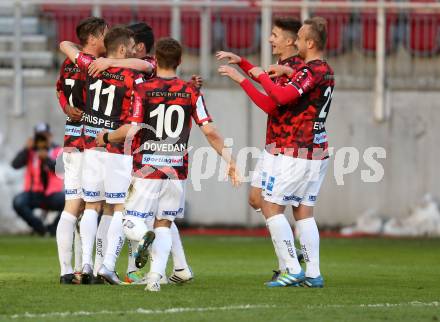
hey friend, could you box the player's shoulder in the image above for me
[183,79,200,94]
[77,52,95,65]
[307,60,334,83]
[109,67,144,84]
[59,57,75,75]
[307,59,333,74]
[282,55,303,68]
[62,57,74,66]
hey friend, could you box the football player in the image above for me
[55,17,108,284]
[86,22,200,284]
[60,26,148,284]
[96,37,240,291]
[217,17,305,282]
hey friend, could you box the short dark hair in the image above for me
[303,17,328,51]
[104,26,135,55]
[128,22,155,53]
[155,37,182,69]
[76,17,108,46]
[273,17,301,39]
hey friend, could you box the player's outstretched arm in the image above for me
[216,51,241,64]
[250,67,302,106]
[218,65,277,114]
[200,123,241,187]
[240,80,277,114]
[59,41,81,64]
[88,58,154,77]
[267,64,295,79]
[95,124,139,146]
[217,51,261,82]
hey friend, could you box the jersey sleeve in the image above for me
[239,79,277,114]
[191,90,212,125]
[257,66,317,106]
[287,66,317,97]
[75,52,94,71]
[238,57,259,82]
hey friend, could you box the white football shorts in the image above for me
[262,153,329,207]
[81,149,133,204]
[63,151,83,200]
[125,177,186,223]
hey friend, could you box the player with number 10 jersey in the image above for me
[99,38,240,291]
[131,77,211,180]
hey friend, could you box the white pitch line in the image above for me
[8,301,440,319]
[9,304,277,319]
[306,301,440,309]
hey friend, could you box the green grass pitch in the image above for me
[0,235,439,321]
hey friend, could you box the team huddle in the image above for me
[55,15,333,291]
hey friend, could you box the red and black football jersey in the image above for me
[130,77,212,180]
[265,55,303,148]
[76,53,143,154]
[56,57,89,151]
[270,59,335,159]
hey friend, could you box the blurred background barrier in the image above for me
[0,0,439,232]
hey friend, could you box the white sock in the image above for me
[170,222,189,270]
[73,226,82,272]
[296,217,320,278]
[260,212,285,271]
[56,211,77,276]
[80,209,98,267]
[270,237,286,272]
[93,214,112,276]
[127,239,139,274]
[150,227,172,278]
[266,214,302,274]
[103,211,125,272]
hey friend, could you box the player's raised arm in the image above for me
[59,41,81,64]
[217,51,261,82]
[216,51,241,64]
[250,66,311,106]
[267,64,295,79]
[218,65,277,114]
[88,57,154,77]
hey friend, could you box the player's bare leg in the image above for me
[56,197,83,284]
[80,201,102,284]
[248,186,262,211]
[262,200,304,287]
[292,204,323,287]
